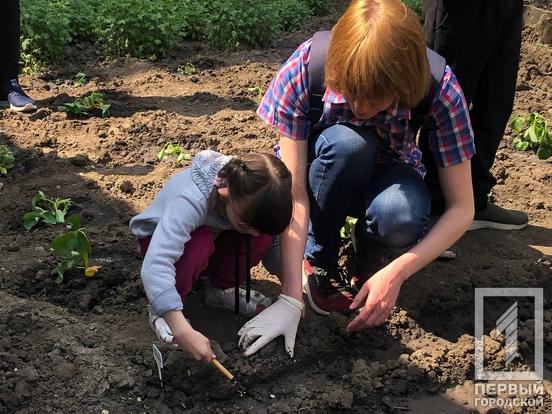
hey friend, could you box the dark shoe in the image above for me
[469,201,528,231]
[351,221,393,291]
[0,78,37,112]
[302,259,354,315]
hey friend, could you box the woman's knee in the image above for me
[315,124,379,166]
[365,184,430,247]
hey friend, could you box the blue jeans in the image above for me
[305,124,431,268]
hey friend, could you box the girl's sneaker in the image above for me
[204,282,272,316]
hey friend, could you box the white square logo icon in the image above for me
[474,288,543,381]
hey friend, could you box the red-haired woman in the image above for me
[239,0,475,357]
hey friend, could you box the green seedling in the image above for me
[51,214,100,284]
[0,145,15,175]
[58,91,111,117]
[73,72,87,87]
[177,62,197,76]
[247,86,264,102]
[23,191,73,230]
[340,216,358,239]
[157,143,192,164]
[510,112,552,159]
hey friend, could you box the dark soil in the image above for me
[526,0,552,11]
[1,4,551,414]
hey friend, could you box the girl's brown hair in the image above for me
[217,153,293,236]
[325,0,431,108]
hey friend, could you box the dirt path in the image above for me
[1,6,551,414]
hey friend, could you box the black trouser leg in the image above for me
[468,1,522,210]
[0,0,21,79]
[421,0,522,213]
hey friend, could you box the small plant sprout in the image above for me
[246,85,264,102]
[157,143,192,165]
[177,62,197,76]
[23,191,74,230]
[510,112,552,160]
[51,214,100,284]
[0,145,15,175]
[340,216,358,239]
[58,91,111,117]
[73,72,87,87]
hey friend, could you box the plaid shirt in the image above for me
[257,39,475,176]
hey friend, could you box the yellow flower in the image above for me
[84,266,101,277]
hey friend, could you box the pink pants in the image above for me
[139,226,272,300]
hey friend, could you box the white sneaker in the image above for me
[204,281,272,317]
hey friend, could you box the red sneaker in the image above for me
[302,259,354,315]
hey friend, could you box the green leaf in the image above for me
[73,72,87,87]
[31,191,46,207]
[76,230,92,257]
[536,145,552,160]
[42,211,58,225]
[22,211,41,230]
[101,104,111,116]
[67,214,81,230]
[52,268,64,284]
[176,151,191,163]
[0,145,16,174]
[55,209,66,223]
[526,125,538,143]
[510,115,524,133]
[52,232,78,257]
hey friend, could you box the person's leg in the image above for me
[261,236,281,276]
[205,231,273,316]
[468,0,527,230]
[0,0,36,112]
[305,124,379,268]
[207,231,273,290]
[303,124,379,315]
[422,0,527,229]
[353,163,430,287]
[421,0,491,214]
[468,0,522,210]
[0,0,21,79]
[139,226,215,299]
[139,226,214,346]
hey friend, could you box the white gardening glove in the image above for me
[153,316,178,346]
[238,294,304,357]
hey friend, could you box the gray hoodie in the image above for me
[129,150,234,316]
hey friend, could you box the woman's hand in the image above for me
[346,263,405,332]
[346,161,474,332]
